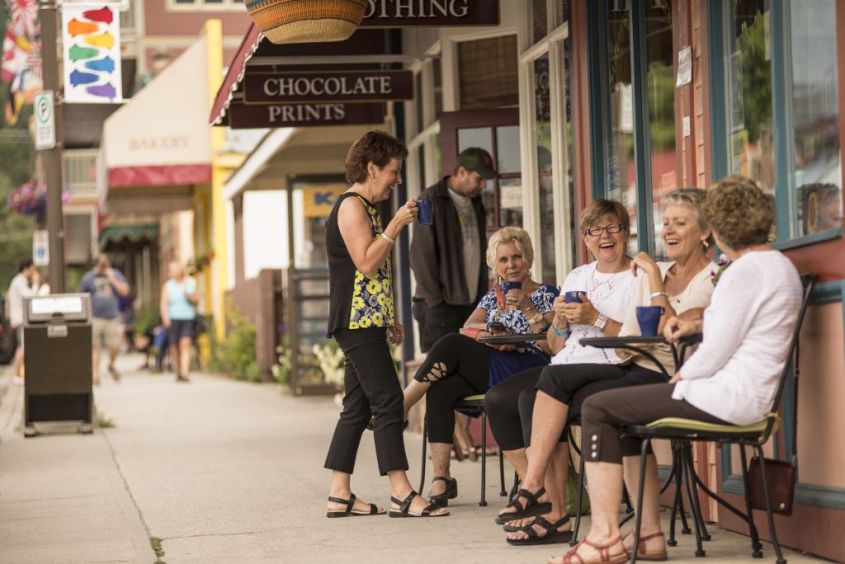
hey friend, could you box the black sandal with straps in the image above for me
[389,491,449,518]
[494,487,552,525]
[428,476,458,507]
[326,493,384,518]
[506,514,573,546]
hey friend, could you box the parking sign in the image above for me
[34,91,56,150]
[33,230,49,266]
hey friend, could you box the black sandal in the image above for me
[389,491,448,518]
[494,487,552,525]
[428,476,458,507]
[326,493,384,518]
[506,514,573,546]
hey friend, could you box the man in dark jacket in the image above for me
[410,147,496,352]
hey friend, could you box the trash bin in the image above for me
[23,294,93,437]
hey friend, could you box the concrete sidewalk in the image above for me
[0,355,826,563]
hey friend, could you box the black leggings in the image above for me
[414,333,490,444]
[485,365,546,451]
[324,328,408,476]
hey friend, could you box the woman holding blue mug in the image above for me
[402,227,557,507]
[500,188,717,544]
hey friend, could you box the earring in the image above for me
[702,240,709,249]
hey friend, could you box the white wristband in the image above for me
[381,233,395,245]
[650,291,668,301]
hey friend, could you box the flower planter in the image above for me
[245,0,367,45]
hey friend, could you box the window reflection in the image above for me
[790,0,842,236]
[535,55,556,283]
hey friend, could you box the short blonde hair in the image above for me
[580,199,630,234]
[486,227,534,274]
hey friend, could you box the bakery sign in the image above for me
[227,101,385,129]
[360,0,499,26]
[243,70,413,104]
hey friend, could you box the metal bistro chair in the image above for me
[624,273,815,564]
[418,394,508,506]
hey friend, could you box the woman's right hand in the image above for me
[663,316,697,342]
[390,200,418,231]
[631,251,660,278]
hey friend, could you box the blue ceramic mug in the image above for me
[502,280,522,294]
[416,198,433,225]
[564,290,583,303]
[636,305,666,337]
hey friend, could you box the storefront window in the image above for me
[789,0,841,237]
[726,1,774,192]
[646,0,676,258]
[532,0,548,44]
[553,0,570,29]
[457,36,519,110]
[433,57,443,119]
[605,3,636,253]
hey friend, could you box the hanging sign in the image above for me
[243,70,413,104]
[61,4,122,103]
[227,101,386,129]
[302,185,348,218]
[360,0,499,26]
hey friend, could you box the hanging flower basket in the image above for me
[6,181,71,218]
[245,0,367,45]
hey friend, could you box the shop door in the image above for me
[439,109,521,237]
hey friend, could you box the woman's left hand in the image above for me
[504,288,526,311]
[561,293,599,325]
[387,324,404,345]
[631,252,660,278]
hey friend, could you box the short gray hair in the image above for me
[485,227,534,274]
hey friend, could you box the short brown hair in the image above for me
[580,199,630,234]
[485,227,534,274]
[345,130,409,184]
[704,176,775,250]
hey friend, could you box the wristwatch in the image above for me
[593,313,608,331]
[527,311,543,324]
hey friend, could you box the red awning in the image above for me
[209,23,262,126]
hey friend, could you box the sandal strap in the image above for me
[368,503,378,515]
[431,476,454,485]
[327,494,356,513]
[389,491,418,514]
[582,536,623,561]
[637,531,665,543]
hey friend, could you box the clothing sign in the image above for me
[303,185,347,218]
[61,4,122,103]
[33,230,49,266]
[243,70,413,104]
[227,101,385,129]
[360,0,499,26]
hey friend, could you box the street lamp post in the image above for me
[38,0,66,293]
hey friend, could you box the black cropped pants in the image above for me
[414,333,490,444]
[324,328,408,476]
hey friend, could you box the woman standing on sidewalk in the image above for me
[160,261,198,383]
[323,131,448,519]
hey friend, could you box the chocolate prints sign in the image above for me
[228,102,385,129]
[360,0,499,26]
[244,71,413,104]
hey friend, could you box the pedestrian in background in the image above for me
[6,259,41,383]
[410,146,497,460]
[160,261,198,383]
[77,254,130,385]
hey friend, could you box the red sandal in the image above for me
[551,536,628,564]
[623,531,668,561]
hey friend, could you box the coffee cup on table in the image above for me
[636,306,666,337]
[416,198,433,225]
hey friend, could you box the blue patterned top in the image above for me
[477,283,558,355]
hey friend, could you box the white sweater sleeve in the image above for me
[679,261,760,381]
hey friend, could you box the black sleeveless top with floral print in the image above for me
[326,192,395,337]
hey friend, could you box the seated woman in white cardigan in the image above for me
[548,176,803,564]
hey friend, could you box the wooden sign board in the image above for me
[227,101,386,129]
[360,0,499,26]
[243,70,413,104]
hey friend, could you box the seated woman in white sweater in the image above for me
[549,176,802,564]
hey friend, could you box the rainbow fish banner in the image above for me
[61,4,121,103]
